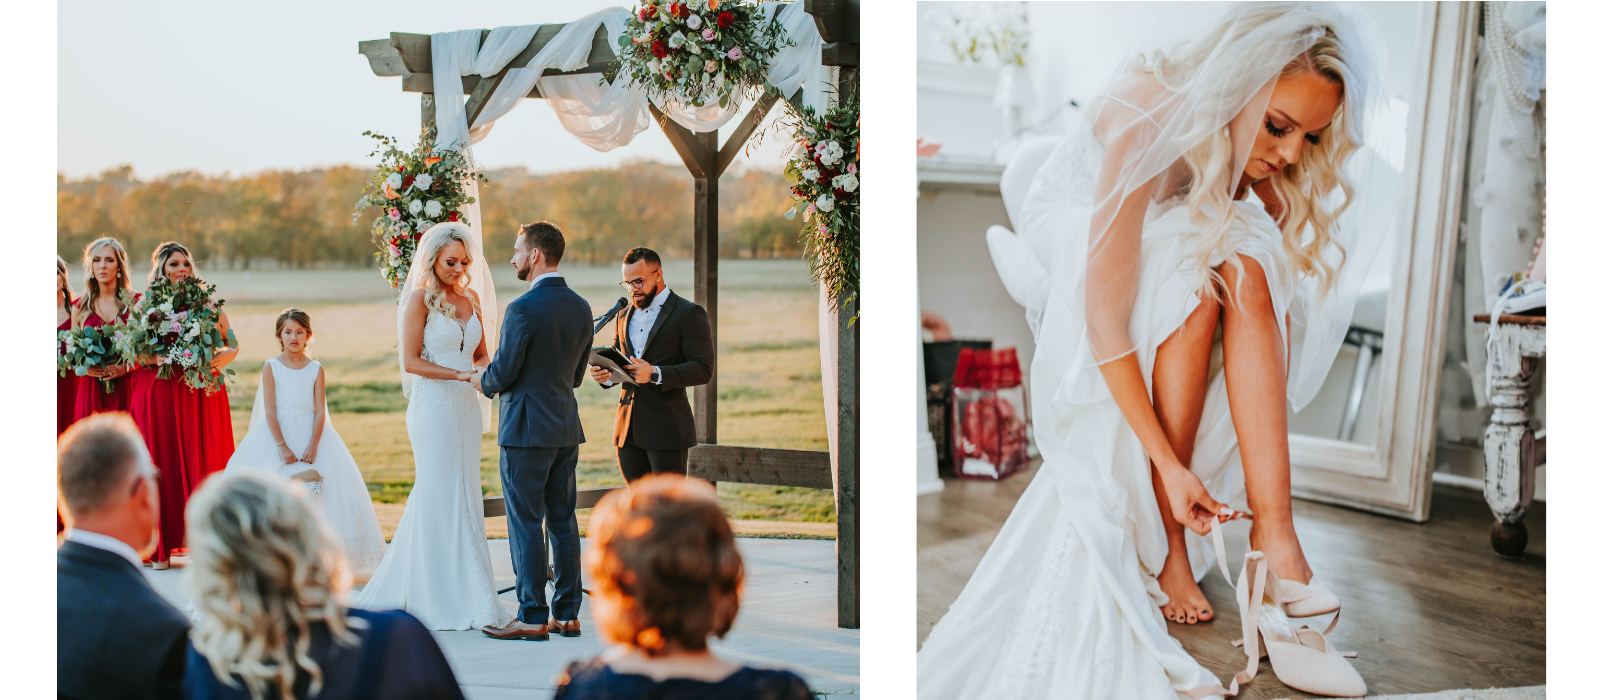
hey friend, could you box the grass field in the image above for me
[101,259,837,529]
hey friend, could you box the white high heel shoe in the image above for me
[1178,516,1365,698]
[1210,510,1342,619]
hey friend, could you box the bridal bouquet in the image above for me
[782,90,860,320]
[58,323,134,394]
[615,0,788,108]
[353,128,486,292]
[124,276,237,394]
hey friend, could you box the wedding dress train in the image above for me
[918,144,1294,700]
[352,311,512,631]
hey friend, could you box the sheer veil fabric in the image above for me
[921,4,1394,699]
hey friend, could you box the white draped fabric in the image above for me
[429,2,826,155]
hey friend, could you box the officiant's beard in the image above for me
[632,286,659,309]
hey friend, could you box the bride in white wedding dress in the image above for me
[918,4,1396,698]
[353,223,512,631]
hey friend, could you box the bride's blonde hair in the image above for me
[1140,24,1357,304]
[413,224,480,321]
[183,473,357,700]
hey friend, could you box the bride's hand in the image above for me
[1157,464,1227,535]
[277,443,299,465]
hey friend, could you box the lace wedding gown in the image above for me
[352,310,512,631]
[917,136,1293,700]
[225,358,387,576]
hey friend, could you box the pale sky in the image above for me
[57,0,793,180]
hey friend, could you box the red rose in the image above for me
[717,11,733,27]
[652,39,668,58]
[403,174,415,189]
[638,5,651,21]
[448,211,460,222]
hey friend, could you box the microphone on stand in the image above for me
[593,297,628,335]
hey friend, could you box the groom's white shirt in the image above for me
[529,271,561,288]
[64,528,144,569]
[604,286,669,387]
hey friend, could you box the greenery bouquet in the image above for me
[58,323,134,394]
[616,0,788,108]
[124,276,236,394]
[353,127,486,292]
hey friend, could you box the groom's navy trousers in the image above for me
[499,445,582,622]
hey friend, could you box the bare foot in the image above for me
[1249,516,1313,584]
[1156,545,1213,624]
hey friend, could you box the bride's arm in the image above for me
[401,290,475,382]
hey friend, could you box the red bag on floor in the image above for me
[950,347,1030,480]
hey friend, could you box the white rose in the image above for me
[688,0,703,10]
[687,40,702,55]
[159,302,174,313]
[686,14,702,29]
[385,173,403,190]
[648,58,662,74]
[841,173,859,193]
[816,194,835,212]
[408,199,423,215]
[818,151,837,167]
[803,169,819,182]
[424,200,443,218]
[413,173,433,190]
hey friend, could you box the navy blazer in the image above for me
[58,539,190,700]
[480,276,592,448]
[603,290,714,450]
[183,609,464,700]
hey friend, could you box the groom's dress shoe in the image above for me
[481,621,550,641]
[549,619,581,638]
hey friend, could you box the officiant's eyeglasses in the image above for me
[619,278,650,290]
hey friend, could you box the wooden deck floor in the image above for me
[918,462,1546,698]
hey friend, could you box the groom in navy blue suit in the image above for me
[471,221,592,641]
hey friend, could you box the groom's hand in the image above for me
[590,366,613,385]
[624,359,655,384]
[468,369,484,393]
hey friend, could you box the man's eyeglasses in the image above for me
[619,278,648,290]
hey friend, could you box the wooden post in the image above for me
[835,92,861,628]
[694,130,719,447]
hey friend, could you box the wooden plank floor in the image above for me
[918,463,1546,698]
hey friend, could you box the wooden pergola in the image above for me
[359,0,861,628]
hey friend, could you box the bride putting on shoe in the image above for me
[918,3,1394,698]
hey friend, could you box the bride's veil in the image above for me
[1026,1,1391,411]
[397,222,498,432]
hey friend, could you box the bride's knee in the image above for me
[1216,256,1273,313]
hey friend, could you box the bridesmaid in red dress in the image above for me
[71,238,141,424]
[127,241,239,568]
[57,256,76,535]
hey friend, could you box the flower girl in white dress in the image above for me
[224,308,386,577]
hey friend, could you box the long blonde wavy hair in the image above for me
[1143,28,1357,305]
[73,237,136,328]
[413,223,481,322]
[183,473,357,700]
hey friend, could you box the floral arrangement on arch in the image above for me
[121,276,237,394]
[353,128,486,291]
[615,0,788,109]
[782,89,860,320]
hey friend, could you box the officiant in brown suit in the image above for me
[589,247,714,483]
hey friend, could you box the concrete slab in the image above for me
[144,537,859,698]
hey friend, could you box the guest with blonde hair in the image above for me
[57,412,189,700]
[182,472,463,700]
[553,475,813,699]
[71,237,141,424]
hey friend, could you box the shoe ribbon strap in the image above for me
[1176,551,1269,699]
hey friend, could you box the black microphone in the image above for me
[593,297,628,334]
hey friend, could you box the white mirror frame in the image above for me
[1287,1,1479,522]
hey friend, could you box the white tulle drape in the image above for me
[430,2,825,155]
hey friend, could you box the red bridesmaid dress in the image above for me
[71,294,140,423]
[58,312,76,534]
[129,368,202,563]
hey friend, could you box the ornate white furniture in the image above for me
[1474,312,1546,556]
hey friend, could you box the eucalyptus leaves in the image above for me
[783,90,860,321]
[616,0,787,109]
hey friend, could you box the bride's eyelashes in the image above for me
[1264,116,1322,146]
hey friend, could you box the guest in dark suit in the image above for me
[57,412,190,700]
[181,472,464,700]
[471,221,593,641]
[553,476,814,700]
[589,247,714,483]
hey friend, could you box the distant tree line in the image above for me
[57,161,804,271]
